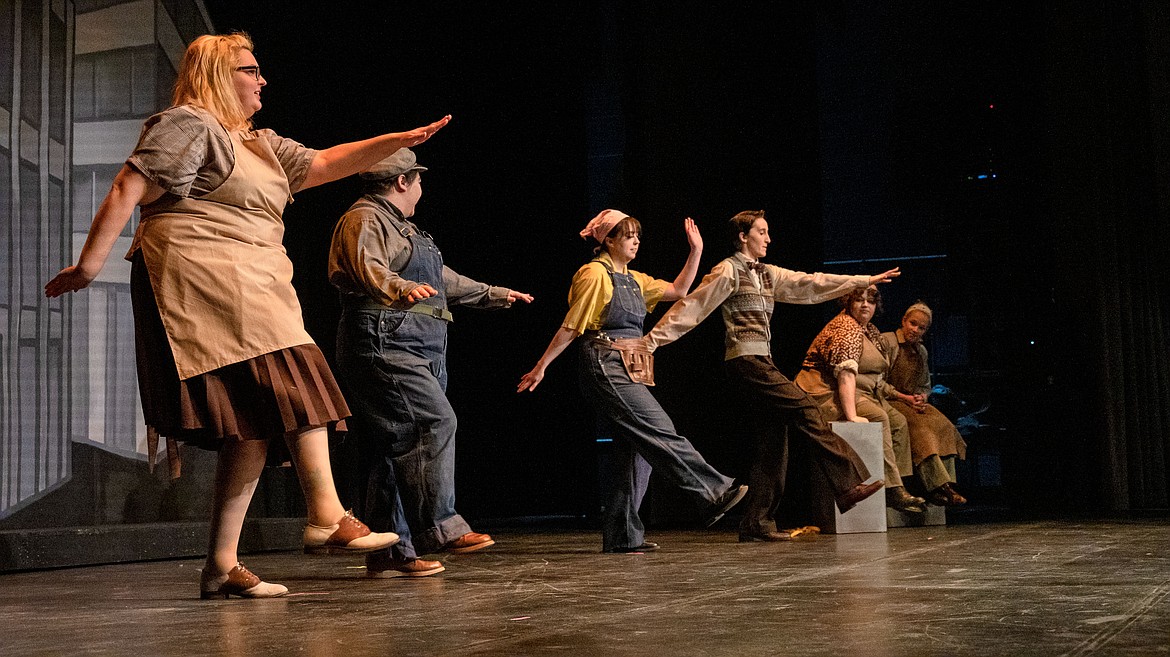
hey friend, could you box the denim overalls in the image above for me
[337,201,471,559]
[577,260,734,552]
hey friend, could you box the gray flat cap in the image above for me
[359,148,428,180]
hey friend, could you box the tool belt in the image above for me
[591,333,655,386]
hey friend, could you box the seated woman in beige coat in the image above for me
[795,286,925,513]
[880,302,968,506]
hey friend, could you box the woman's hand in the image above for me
[911,393,927,412]
[517,327,579,394]
[396,115,452,148]
[846,415,870,423]
[302,115,453,190]
[45,264,99,298]
[518,366,546,393]
[508,290,534,304]
[683,217,703,254]
[897,392,927,413]
[662,218,705,301]
[869,267,901,285]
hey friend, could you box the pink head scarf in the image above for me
[579,209,630,243]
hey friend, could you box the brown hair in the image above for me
[839,285,883,316]
[172,33,255,130]
[595,217,642,256]
[729,209,766,251]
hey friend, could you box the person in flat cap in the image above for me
[519,210,747,553]
[329,148,533,577]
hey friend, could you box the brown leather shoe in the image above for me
[443,532,495,554]
[303,510,399,555]
[200,562,288,599]
[739,530,793,542]
[837,479,884,513]
[928,482,968,506]
[366,553,445,578]
[886,486,926,513]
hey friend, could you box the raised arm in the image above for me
[45,165,163,297]
[300,115,451,190]
[661,218,703,301]
[518,327,579,392]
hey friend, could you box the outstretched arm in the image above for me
[645,262,734,351]
[518,327,579,392]
[45,165,163,297]
[300,115,451,190]
[661,218,703,301]
[443,266,533,309]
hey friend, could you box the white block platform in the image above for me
[809,421,887,534]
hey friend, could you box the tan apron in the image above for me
[127,131,313,380]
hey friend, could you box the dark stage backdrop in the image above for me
[201,1,1170,516]
[3,2,1167,550]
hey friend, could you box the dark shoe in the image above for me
[706,484,749,527]
[928,482,968,506]
[442,532,495,554]
[366,553,445,578]
[200,562,288,599]
[606,542,660,553]
[886,487,926,513]
[739,530,792,542]
[837,480,885,513]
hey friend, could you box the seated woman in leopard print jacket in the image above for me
[795,285,926,513]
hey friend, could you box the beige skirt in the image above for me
[131,254,349,451]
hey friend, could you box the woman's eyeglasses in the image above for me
[235,66,262,81]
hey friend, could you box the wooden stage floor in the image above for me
[2,517,1168,656]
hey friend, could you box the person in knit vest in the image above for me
[644,210,897,541]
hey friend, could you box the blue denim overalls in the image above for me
[576,260,734,552]
[337,199,471,559]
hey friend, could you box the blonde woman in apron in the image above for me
[45,33,449,599]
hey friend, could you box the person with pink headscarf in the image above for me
[519,210,746,553]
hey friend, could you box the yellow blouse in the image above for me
[560,252,668,334]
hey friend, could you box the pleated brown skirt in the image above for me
[130,254,349,452]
